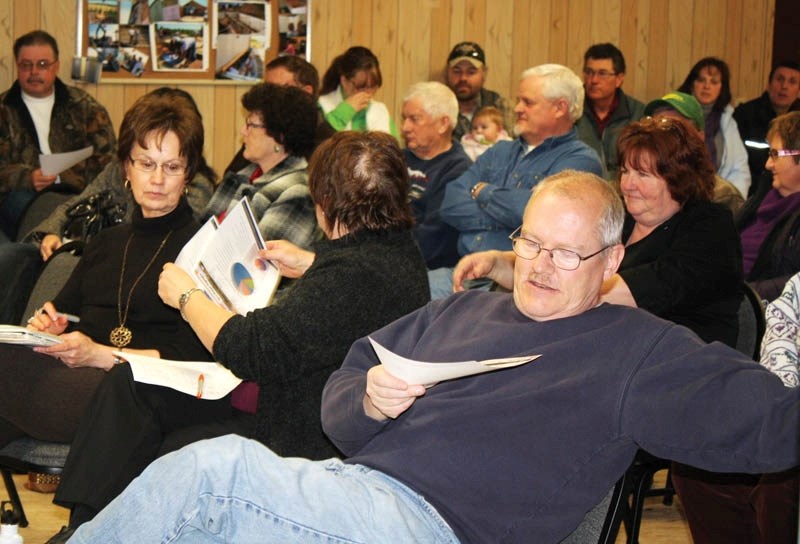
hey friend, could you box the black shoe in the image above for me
[45,525,76,544]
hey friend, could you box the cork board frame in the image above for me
[77,0,283,83]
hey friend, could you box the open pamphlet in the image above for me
[175,197,280,315]
[117,351,243,400]
[369,338,541,388]
[0,325,62,347]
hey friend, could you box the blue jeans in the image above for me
[0,189,36,239]
[428,267,494,300]
[428,266,455,300]
[70,434,459,544]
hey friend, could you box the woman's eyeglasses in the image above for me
[767,148,800,160]
[129,157,187,177]
[244,121,266,131]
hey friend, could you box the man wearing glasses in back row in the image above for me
[575,43,645,180]
[0,30,116,241]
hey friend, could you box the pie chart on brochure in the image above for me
[231,262,255,296]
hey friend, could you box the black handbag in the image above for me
[62,190,126,242]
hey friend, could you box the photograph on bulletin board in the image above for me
[79,0,276,82]
[214,1,270,81]
[278,0,307,59]
[152,21,209,72]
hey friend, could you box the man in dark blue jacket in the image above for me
[67,170,798,544]
[401,81,472,269]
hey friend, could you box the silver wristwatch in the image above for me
[179,287,203,321]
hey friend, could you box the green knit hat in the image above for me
[643,91,704,131]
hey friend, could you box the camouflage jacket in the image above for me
[0,78,116,196]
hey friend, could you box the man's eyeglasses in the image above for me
[583,68,617,79]
[17,59,57,72]
[129,157,187,177]
[767,148,800,160]
[509,227,609,271]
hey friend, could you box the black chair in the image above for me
[735,282,766,361]
[14,190,74,242]
[617,451,675,543]
[603,282,768,543]
[559,474,627,544]
[0,439,70,527]
[0,245,82,527]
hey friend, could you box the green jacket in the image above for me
[0,78,116,196]
[575,89,645,180]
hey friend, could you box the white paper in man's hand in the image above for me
[118,351,243,400]
[369,338,540,388]
[39,146,93,176]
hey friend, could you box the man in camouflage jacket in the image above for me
[0,30,116,239]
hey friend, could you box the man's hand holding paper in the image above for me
[369,338,540,388]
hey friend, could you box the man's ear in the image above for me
[437,115,451,136]
[603,243,626,280]
[552,98,569,119]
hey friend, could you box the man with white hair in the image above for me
[402,81,472,268]
[430,64,603,297]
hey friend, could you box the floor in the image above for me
[8,470,692,543]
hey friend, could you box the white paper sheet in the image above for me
[369,338,540,388]
[39,146,93,176]
[118,351,243,400]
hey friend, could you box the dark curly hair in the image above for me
[241,83,318,159]
[678,57,732,113]
[617,116,715,205]
[308,131,413,235]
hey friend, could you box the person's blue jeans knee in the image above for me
[428,267,494,300]
[0,190,36,240]
[70,434,459,543]
[428,267,455,300]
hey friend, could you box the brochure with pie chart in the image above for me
[175,197,280,314]
[231,262,255,296]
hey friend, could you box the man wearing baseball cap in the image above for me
[445,41,512,140]
[644,91,744,212]
[644,91,705,130]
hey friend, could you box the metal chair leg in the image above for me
[0,468,28,528]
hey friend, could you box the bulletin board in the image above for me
[77,1,310,83]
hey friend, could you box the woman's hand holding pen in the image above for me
[26,301,70,335]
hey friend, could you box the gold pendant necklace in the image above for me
[110,230,173,348]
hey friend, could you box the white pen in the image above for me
[57,312,81,323]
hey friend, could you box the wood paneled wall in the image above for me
[0,0,776,176]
